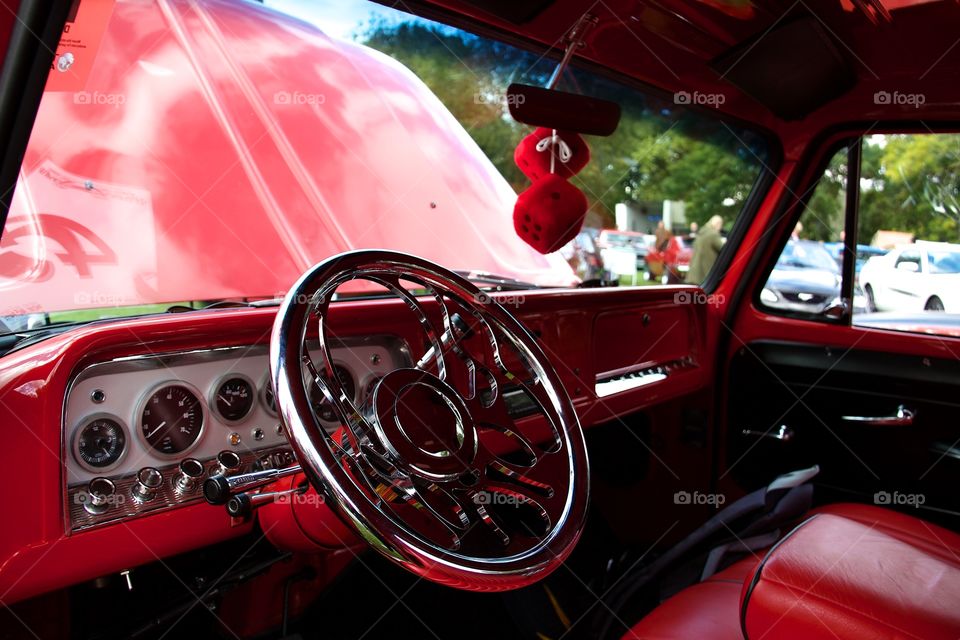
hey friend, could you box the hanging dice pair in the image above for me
[512,128,591,254]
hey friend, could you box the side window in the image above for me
[760,132,960,334]
[856,133,960,323]
[893,251,921,272]
[758,147,847,316]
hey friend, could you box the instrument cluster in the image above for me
[63,336,410,532]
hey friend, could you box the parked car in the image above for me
[761,240,866,314]
[597,229,653,272]
[860,241,960,312]
[822,242,888,277]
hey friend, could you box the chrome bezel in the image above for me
[259,371,278,418]
[208,373,257,425]
[135,380,208,460]
[71,413,130,474]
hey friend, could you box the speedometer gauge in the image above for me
[74,415,127,470]
[140,383,204,455]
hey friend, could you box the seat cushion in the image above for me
[621,556,760,640]
[741,510,960,640]
[622,503,960,640]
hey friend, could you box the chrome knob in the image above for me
[132,467,163,502]
[84,477,116,515]
[174,458,204,494]
[216,450,242,475]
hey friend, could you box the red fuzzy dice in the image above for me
[513,174,588,254]
[514,127,590,181]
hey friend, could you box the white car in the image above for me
[859,242,960,312]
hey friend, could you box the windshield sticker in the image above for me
[46,0,116,92]
[0,161,157,315]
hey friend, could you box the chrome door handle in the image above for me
[841,404,915,427]
[741,425,794,442]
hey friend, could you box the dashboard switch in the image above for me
[216,450,242,475]
[174,458,205,494]
[83,477,116,515]
[132,467,163,502]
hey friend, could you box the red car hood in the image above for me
[0,0,574,317]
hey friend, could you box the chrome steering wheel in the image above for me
[270,251,589,590]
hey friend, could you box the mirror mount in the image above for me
[506,13,621,137]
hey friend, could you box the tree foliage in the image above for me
[801,135,960,244]
[358,20,768,227]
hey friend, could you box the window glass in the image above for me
[759,147,849,316]
[760,133,960,337]
[0,0,770,334]
[856,133,960,330]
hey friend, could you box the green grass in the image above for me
[47,303,191,324]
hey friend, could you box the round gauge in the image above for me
[140,383,204,455]
[74,415,127,470]
[261,376,278,417]
[309,365,356,422]
[211,375,255,423]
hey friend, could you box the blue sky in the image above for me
[263,0,415,40]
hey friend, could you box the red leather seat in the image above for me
[623,504,960,640]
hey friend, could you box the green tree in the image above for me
[358,20,768,227]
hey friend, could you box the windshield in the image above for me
[776,242,839,273]
[0,0,769,333]
[927,250,960,273]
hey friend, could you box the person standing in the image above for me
[686,215,724,283]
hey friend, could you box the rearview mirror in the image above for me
[507,83,621,136]
[896,261,919,272]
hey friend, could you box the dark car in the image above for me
[761,240,865,314]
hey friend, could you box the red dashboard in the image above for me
[0,286,707,604]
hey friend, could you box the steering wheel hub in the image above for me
[371,368,476,479]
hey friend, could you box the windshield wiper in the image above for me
[453,270,541,291]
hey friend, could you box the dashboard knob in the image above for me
[132,467,163,502]
[84,477,116,515]
[174,458,204,494]
[216,450,241,475]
